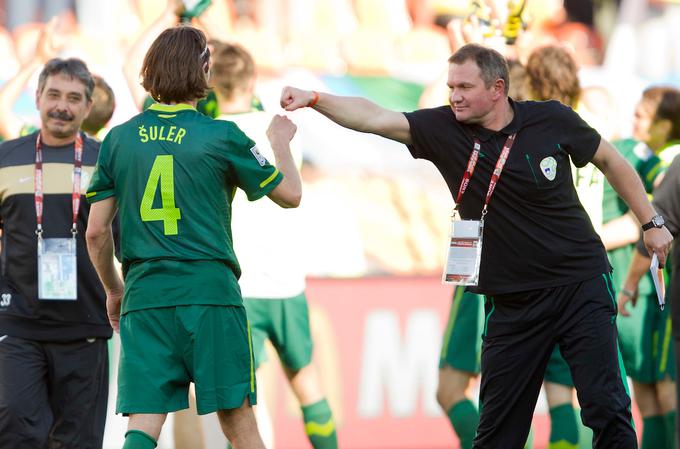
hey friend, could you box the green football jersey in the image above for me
[87,103,282,312]
[603,138,660,224]
[604,138,661,296]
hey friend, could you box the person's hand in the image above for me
[502,0,526,45]
[643,226,673,267]
[280,87,316,112]
[106,286,124,332]
[617,287,638,317]
[36,17,64,63]
[446,6,509,56]
[169,0,185,17]
[267,114,297,150]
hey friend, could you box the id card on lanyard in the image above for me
[35,133,84,300]
[442,133,516,286]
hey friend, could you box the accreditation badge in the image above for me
[37,237,77,300]
[442,212,483,286]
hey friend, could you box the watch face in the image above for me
[653,215,665,227]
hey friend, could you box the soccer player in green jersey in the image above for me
[213,42,338,449]
[85,26,302,449]
[616,87,680,449]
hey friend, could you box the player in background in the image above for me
[215,41,338,449]
[616,87,680,449]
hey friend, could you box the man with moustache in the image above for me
[0,58,112,448]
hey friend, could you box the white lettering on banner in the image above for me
[358,310,441,418]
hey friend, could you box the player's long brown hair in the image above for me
[141,26,210,104]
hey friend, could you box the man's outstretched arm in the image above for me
[280,87,412,145]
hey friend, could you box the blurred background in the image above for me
[2,0,678,448]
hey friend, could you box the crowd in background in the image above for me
[0,0,677,279]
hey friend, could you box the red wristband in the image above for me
[307,91,319,108]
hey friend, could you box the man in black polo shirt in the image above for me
[0,58,112,448]
[279,43,673,448]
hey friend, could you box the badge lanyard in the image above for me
[34,133,84,300]
[34,132,84,238]
[455,133,516,220]
[443,133,517,286]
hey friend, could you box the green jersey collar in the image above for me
[148,103,197,113]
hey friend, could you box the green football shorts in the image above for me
[116,305,256,415]
[439,288,485,374]
[243,292,313,371]
[544,346,575,387]
[618,294,675,383]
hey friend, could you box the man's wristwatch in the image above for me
[641,214,665,231]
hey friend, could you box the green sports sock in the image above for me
[302,399,337,449]
[665,411,677,449]
[642,415,667,449]
[549,403,579,449]
[447,399,479,449]
[524,426,534,449]
[574,408,593,449]
[122,430,157,449]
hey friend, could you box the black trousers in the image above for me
[676,335,680,449]
[473,273,637,449]
[671,289,680,449]
[0,335,109,449]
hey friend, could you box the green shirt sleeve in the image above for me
[223,122,283,201]
[639,156,662,193]
[86,132,116,203]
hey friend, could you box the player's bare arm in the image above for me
[617,249,649,316]
[591,137,672,265]
[86,197,124,331]
[267,114,302,208]
[600,213,640,250]
[280,86,412,145]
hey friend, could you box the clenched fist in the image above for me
[280,86,316,111]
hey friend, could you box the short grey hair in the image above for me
[449,44,510,95]
[37,58,94,102]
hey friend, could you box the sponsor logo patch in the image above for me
[250,145,267,167]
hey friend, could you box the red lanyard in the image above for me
[455,133,517,217]
[34,133,84,236]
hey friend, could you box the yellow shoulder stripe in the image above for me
[548,441,579,449]
[259,169,280,188]
[304,419,335,437]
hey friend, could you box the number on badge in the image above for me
[140,155,181,235]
